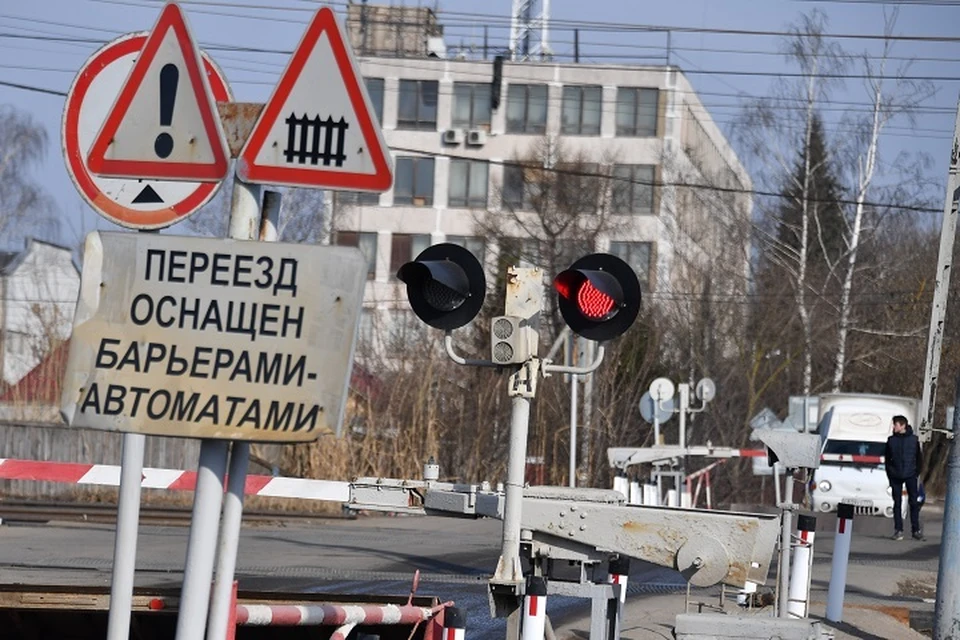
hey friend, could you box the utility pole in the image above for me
[919,95,960,443]
[934,96,960,640]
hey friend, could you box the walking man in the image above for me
[885,415,923,540]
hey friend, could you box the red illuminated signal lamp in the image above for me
[554,253,641,341]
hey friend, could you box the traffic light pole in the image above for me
[492,361,539,600]
[398,254,638,637]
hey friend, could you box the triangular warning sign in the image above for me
[237,7,393,192]
[87,3,229,182]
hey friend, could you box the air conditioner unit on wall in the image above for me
[442,129,464,145]
[466,129,487,146]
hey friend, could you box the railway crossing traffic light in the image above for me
[398,247,640,343]
[553,253,641,341]
[396,243,486,330]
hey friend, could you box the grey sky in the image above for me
[0,0,957,247]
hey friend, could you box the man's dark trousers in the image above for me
[890,476,921,534]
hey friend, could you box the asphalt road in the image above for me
[0,505,944,638]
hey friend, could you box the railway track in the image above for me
[0,500,350,526]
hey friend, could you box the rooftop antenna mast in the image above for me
[509,0,551,61]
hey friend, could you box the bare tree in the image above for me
[737,11,847,395]
[476,137,629,338]
[0,105,58,243]
[829,8,935,390]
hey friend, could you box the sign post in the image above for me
[66,4,391,639]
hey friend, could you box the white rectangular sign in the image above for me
[61,232,366,442]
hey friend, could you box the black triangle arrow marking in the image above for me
[132,184,164,204]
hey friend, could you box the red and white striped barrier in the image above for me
[234,602,447,626]
[685,459,727,509]
[0,458,349,502]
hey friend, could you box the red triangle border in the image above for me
[238,7,392,191]
[86,3,228,181]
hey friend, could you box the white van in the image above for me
[810,393,919,518]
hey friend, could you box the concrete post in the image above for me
[444,606,466,640]
[788,514,817,618]
[521,576,547,640]
[608,556,630,605]
[934,375,960,639]
[826,502,855,622]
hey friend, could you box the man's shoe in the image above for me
[892,531,904,540]
[912,530,925,541]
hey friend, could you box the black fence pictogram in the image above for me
[284,113,349,167]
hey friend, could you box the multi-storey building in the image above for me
[334,7,752,355]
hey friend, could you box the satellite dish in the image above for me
[649,377,675,402]
[639,391,674,423]
[695,378,716,403]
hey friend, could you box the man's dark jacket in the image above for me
[885,425,922,480]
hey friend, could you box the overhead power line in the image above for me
[110,0,960,42]
[0,79,65,96]
[387,145,940,214]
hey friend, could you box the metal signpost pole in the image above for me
[206,441,249,640]
[207,186,277,640]
[499,390,533,584]
[778,471,794,619]
[176,178,261,640]
[569,365,578,488]
[105,432,145,640]
[176,440,230,640]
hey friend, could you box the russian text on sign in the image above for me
[61,232,366,442]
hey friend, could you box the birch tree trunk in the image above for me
[830,9,933,390]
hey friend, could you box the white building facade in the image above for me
[0,239,80,386]
[331,42,752,353]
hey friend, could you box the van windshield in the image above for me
[823,440,885,458]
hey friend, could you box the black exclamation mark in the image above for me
[154,63,178,159]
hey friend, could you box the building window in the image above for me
[452,82,492,130]
[448,160,489,208]
[506,84,548,134]
[616,87,658,137]
[612,165,655,214]
[609,241,652,288]
[390,234,431,276]
[394,157,435,206]
[502,165,525,209]
[365,77,385,125]
[446,235,486,262]
[556,162,600,212]
[336,190,380,207]
[561,85,601,135]
[335,231,378,279]
[502,164,542,210]
[398,79,439,130]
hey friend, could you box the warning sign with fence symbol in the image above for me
[238,7,392,192]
